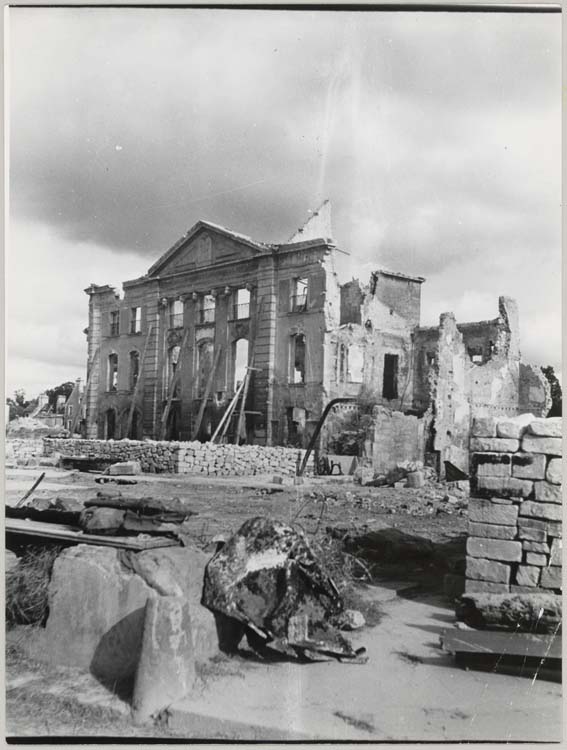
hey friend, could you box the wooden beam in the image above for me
[6,517,180,550]
[441,627,561,660]
[191,345,222,441]
[125,323,154,439]
[211,376,247,443]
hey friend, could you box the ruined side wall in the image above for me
[465,415,562,595]
[43,438,313,477]
[366,406,427,475]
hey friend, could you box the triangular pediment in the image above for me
[148,221,267,277]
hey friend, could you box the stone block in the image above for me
[464,579,509,594]
[521,435,562,456]
[468,499,518,526]
[527,417,562,438]
[525,552,547,567]
[467,537,522,562]
[522,541,549,554]
[492,497,513,504]
[515,565,541,587]
[470,437,520,453]
[540,566,562,590]
[533,481,562,504]
[511,453,546,480]
[518,501,562,522]
[496,413,535,439]
[511,585,543,594]
[132,594,196,724]
[518,518,562,539]
[546,458,562,485]
[549,539,562,566]
[476,476,533,498]
[471,416,497,438]
[475,453,511,478]
[468,522,517,541]
[466,557,511,584]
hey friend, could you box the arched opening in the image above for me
[234,338,249,391]
[105,408,116,439]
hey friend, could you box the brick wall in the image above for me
[465,415,562,594]
[43,438,313,477]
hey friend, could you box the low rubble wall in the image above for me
[5,438,45,465]
[465,415,562,595]
[43,438,312,476]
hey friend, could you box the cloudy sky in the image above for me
[7,7,561,398]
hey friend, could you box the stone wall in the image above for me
[5,438,45,465]
[465,415,562,595]
[43,438,312,477]
[364,406,427,475]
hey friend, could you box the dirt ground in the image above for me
[5,466,472,739]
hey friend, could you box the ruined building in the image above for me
[84,201,549,473]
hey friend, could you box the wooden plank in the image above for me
[211,376,247,443]
[5,517,179,550]
[125,324,154,439]
[191,345,222,440]
[441,627,561,660]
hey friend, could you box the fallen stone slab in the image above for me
[457,592,562,633]
[107,460,142,476]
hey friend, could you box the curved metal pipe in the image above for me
[297,397,358,477]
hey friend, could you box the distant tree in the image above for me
[6,389,38,420]
[45,381,75,412]
[541,366,562,417]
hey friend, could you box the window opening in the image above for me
[234,288,250,320]
[110,310,120,336]
[199,294,215,324]
[169,299,184,329]
[291,278,308,312]
[291,334,306,384]
[382,354,399,400]
[197,340,214,396]
[108,353,118,391]
[106,408,116,439]
[234,338,249,391]
[130,307,142,334]
[468,347,484,364]
[129,351,140,390]
[348,345,364,382]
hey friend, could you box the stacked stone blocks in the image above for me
[43,438,312,477]
[466,415,562,595]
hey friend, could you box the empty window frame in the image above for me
[167,345,181,396]
[468,347,484,364]
[234,288,250,320]
[337,343,363,383]
[291,333,306,384]
[291,278,308,312]
[108,353,118,391]
[169,299,184,329]
[130,306,142,334]
[234,338,249,390]
[199,294,216,324]
[425,350,436,367]
[110,310,120,336]
[129,350,140,390]
[197,339,214,395]
[382,354,399,400]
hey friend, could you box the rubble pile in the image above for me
[7,491,196,543]
[5,438,45,466]
[202,517,367,663]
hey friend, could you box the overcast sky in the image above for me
[6,7,561,398]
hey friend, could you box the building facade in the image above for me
[83,203,549,470]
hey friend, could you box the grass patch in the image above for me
[6,546,63,628]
